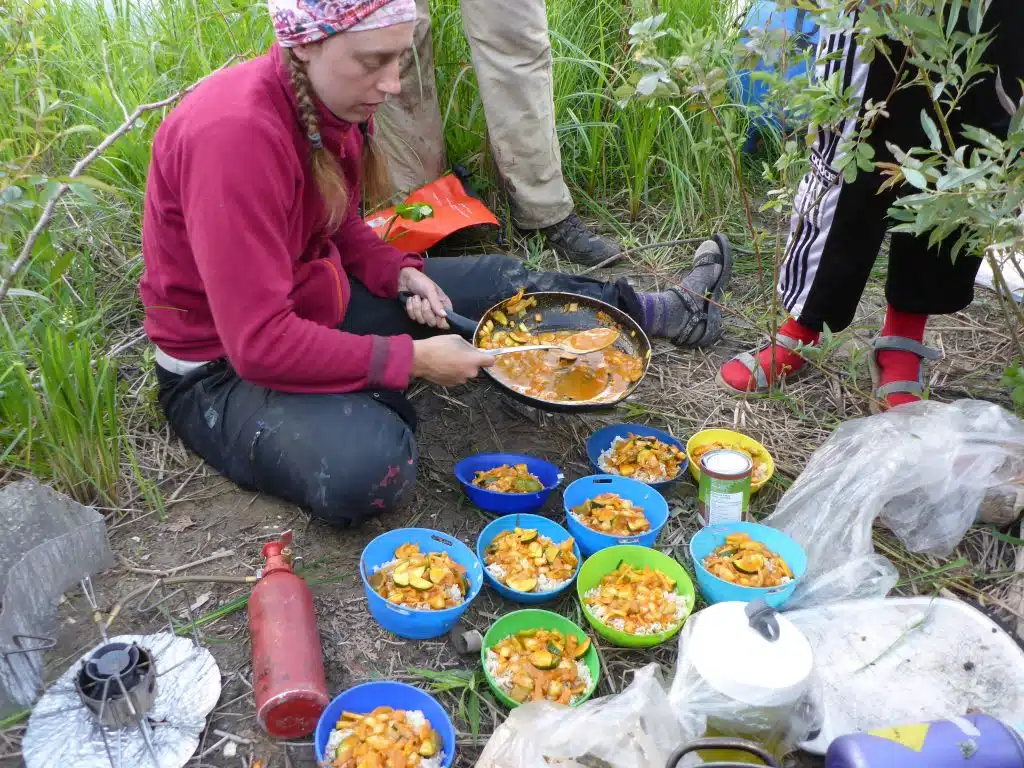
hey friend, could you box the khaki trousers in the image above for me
[375,0,574,229]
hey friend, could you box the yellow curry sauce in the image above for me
[483,527,578,592]
[571,492,651,537]
[369,543,468,610]
[597,433,686,483]
[486,628,592,705]
[472,464,544,494]
[702,532,793,588]
[327,707,441,768]
[583,562,687,635]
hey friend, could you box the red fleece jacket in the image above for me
[140,47,424,393]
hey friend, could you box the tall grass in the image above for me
[0,329,121,504]
[430,0,749,232]
[1,0,753,502]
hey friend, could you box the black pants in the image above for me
[778,0,1023,332]
[157,254,643,527]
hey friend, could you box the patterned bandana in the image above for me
[269,0,417,48]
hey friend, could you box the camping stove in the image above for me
[75,641,157,728]
[22,632,220,768]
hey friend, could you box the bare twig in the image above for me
[105,573,257,629]
[118,548,236,577]
[213,729,253,745]
[0,55,240,304]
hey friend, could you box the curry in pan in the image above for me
[476,289,645,404]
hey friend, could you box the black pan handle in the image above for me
[665,738,779,768]
[397,291,478,339]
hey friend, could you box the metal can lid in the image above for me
[701,448,752,476]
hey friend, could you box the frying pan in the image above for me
[399,291,651,412]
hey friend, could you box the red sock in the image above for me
[877,307,929,407]
[720,318,820,392]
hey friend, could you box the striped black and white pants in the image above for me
[778,0,1024,332]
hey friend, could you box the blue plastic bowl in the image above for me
[360,528,483,640]
[314,681,456,767]
[476,514,582,604]
[454,453,563,515]
[585,424,688,490]
[688,521,808,608]
[563,475,670,557]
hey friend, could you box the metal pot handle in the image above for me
[665,738,779,768]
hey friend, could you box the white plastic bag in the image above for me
[765,399,1024,608]
[476,664,690,768]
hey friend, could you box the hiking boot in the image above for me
[539,213,621,267]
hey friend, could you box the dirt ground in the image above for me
[10,251,1021,768]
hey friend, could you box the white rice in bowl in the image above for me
[488,562,569,594]
[583,586,689,635]
[485,635,594,706]
[597,436,680,483]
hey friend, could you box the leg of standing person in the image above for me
[719,0,1021,407]
[873,0,1024,407]
[374,0,446,197]
[457,0,621,267]
[376,0,622,265]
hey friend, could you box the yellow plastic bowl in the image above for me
[686,428,775,493]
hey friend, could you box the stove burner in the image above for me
[75,642,157,728]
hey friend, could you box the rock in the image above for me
[976,484,1024,527]
[0,478,113,717]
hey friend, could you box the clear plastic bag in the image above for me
[475,664,690,768]
[765,399,1024,609]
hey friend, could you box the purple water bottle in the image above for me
[825,714,1024,768]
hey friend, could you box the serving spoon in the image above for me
[484,327,620,358]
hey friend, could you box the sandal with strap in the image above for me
[669,233,734,348]
[716,333,808,396]
[867,335,942,413]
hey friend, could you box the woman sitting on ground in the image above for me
[140,0,733,527]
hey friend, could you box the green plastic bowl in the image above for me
[576,545,696,648]
[481,609,600,709]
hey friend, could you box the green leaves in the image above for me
[920,110,942,151]
[393,202,434,222]
[1000,362,1024,414]
[407,667,486,740]
[628,14,667,40]
[967,0,989,35]
[902,166,929,190]
[935,163,990,191]
[945,0,963,38]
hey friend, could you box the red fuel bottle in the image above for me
[248,530,329,738]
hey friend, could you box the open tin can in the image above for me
[698,449,753,526]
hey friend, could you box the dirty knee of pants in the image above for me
[293,426,419,529]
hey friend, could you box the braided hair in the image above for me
[284,48,392,229]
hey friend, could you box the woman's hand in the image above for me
[411,336,495,386]
[398,267,452,329]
